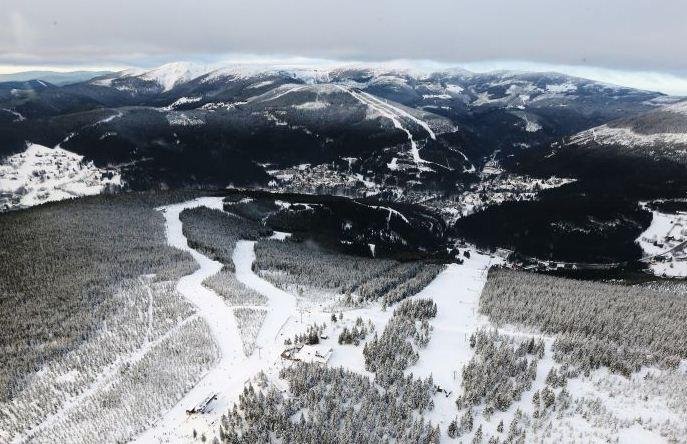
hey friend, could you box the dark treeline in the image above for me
[255,237,395,294]
[255,238,442,305]
[454,181,651,265]
[222,189,450,260]
[646,199,687,214]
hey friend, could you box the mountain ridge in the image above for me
[1,62,685,215]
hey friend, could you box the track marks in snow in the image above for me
[11,314,200,444]
[253,84,307,104]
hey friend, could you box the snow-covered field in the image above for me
[0,143,121,211]
[636,204,687,277]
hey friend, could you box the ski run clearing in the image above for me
[134,197,297,443]
[124,197,683,443]
[135,196,506,443]
[9,196,683,442]
[334,85,440,172]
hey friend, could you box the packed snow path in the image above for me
[404,251,499,430]
[405,251,560,440]
[135,197,297,443]
[156,197,241,359]
[233,240,298,346]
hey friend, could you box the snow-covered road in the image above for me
[135,198,297,443]
[233,240,297,347]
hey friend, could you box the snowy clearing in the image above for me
[0,143,121,211]
[404,252,500,430]
[636,204,687,277]
[293,101,328,110]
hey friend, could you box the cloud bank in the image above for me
[1,0,685,94]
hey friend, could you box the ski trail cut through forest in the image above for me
[233,240,297,345]
[360,91,436,140]
[335,85,427,167]
[158,197,242,359]
[403,251,498,431]
[135,198,297,443]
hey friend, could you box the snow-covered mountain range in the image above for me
[1,61,686,212]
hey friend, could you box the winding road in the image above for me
[135,197,296,443]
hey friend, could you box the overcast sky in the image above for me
[2,0,686,94]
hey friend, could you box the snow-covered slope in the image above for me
[567,99,687,164]
[571,125,687,148]
[0,143,121,211]
[139,62,212,92]
[135,198,297,443]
